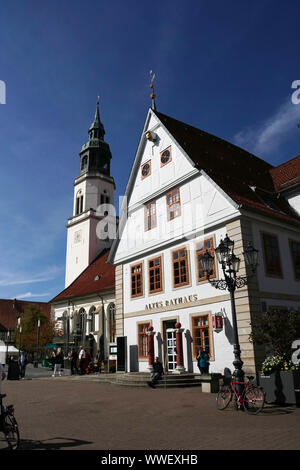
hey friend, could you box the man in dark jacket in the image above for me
[148,357,163,388]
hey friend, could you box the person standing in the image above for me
[18,351,27,379]
[52,348,64,377]
[78,346,86,375]
[70,348,78,375]
[0,362,6,395]
[197,348,209,375]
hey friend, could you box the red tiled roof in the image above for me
[270,155,300,192]
[155,111,300,226]
[0,299,51,331]
[51,249,115,303]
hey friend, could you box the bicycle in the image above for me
[0,393,20,449]
[216,373,265,415]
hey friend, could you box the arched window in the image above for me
[76,191,84,215]
[88,306,96,332]
[107,303,116,343]
[77,308,86,342]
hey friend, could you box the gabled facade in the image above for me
[109,108,300,375]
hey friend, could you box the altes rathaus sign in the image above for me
[145,294,199,311]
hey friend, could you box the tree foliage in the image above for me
[249,308,300,359]
[12,304,55,354]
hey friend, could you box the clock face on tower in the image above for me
[74,230,82,244]
[160,147,172,167]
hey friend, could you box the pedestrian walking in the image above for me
[52,348,64,377]
[18,351,27,379]
[78,346,86,375]
[0,362,6,394]
[71,348,78,375]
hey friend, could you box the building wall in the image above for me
[52,291,115,358]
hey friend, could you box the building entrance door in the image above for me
[166,329,177,372]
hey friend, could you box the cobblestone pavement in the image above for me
[0,376,299,451]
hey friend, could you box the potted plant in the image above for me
[249,308,300,405]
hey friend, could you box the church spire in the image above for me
[89,96,105,141]
[79,97,112,176]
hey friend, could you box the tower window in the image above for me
[76,195,84,215]
[100,194,110,205]
[81,156,88,171]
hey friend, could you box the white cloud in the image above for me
[12,292,51,300]
[233,99,300,156]
[0,266,63,287]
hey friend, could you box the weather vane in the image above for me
[149,70,156,111]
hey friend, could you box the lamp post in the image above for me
[6,330,10,365]
[199,235,258,385]
[17,317,22,357]
[34,317,41,368]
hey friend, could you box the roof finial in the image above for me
[97,94,100,106]
[149,70,157,111]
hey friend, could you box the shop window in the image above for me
[166,188,181,221]
[262,233,282,277]
[172,248,189,287]
[138,322,150,358]
[145,201,157,231]
[148,256,163,293]
[131,263,143,298]
[192,315,210,358]
[289,240,300,280]
[196,237,216,282]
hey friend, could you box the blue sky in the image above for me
[0,0,300,302]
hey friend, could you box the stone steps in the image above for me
[113,372,203,388]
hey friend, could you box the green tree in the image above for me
[12,304,55,354]
[249,308,300,359]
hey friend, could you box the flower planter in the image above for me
[259,370,300,405]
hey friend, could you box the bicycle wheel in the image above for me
[3,414,20,450]
[216,386,232,410]
[243,386,265,415]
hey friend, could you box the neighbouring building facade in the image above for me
[51,101,117,362]
[108,108,300,376]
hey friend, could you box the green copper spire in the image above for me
[88,96,105,140]
[79,97,112,176]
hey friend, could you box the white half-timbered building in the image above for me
[108,107,300,375]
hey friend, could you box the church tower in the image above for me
[65,100,115,288]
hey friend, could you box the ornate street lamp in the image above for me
[199,236,258,385]
[34,317,41,368]
[17,317,22,357]
[6,330,10,365]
